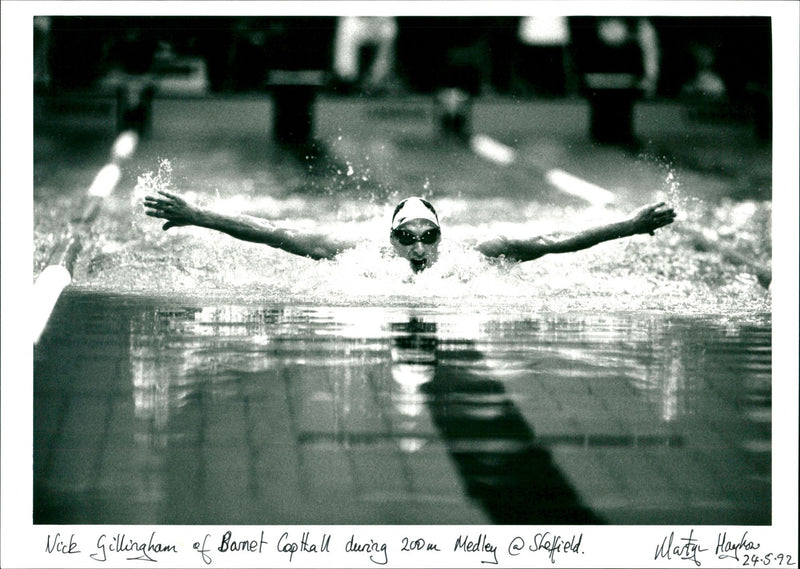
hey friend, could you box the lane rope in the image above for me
[33,129,139,344]
[470,133,770,289]
[469,133,616,207]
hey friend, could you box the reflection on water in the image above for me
[391,317,602,524]
[34,296,771,524]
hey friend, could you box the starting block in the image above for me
[583,73,642,145]
[265,70,328,145]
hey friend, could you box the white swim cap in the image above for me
[391,197,440,230]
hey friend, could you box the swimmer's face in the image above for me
[390,219,441,273]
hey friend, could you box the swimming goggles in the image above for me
[391,228,441,246]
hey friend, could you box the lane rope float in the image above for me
[470,134,615,207]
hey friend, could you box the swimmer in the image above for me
[143,192,676,273]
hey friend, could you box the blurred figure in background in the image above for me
[103,28,157,134]
[432,17,495,140]
[681,43,727,101]
[513,16,575,97]
[571,17,660,146]
[34,16,52,93]
[333,16,399,94]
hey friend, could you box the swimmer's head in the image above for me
[390,197,441,273]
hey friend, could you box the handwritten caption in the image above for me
[43,530,583,566]
[43,529,795,566]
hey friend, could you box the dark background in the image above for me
[40,15,770,103]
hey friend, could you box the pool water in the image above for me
[32,98,773,525]
[34,293,770,525]
[34,100,772,316]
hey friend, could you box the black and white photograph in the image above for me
[2,1,798,567]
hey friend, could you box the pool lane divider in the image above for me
[469,134,616,207]
[33,130,139,344]
[469,133,770,289]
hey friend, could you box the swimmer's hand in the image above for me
[629,202,676,236]
[143,190,199,230]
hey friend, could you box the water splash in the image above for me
[133,158,174,202]
[64,190,770,315]
[34,150,771,315]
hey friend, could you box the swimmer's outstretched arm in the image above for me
[143,190,354,260]
[476,202,676,262]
